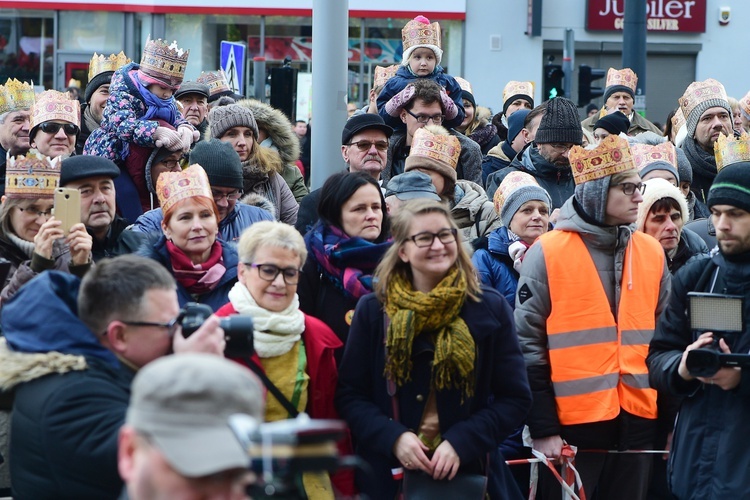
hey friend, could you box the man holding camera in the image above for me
[648,133,750,499]
[118,353,263,500]
[2,255,225,499]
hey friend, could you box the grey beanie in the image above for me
[534,97,583,145]
[679,79,732,140]
[189,139,244,190]
[574,176,613,225]
[208,102,259,140]
[501,185,552,228]
[675,147,692,184]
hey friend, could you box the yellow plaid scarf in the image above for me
[384,268,476,399]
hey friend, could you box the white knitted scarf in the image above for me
[227,282,305,358]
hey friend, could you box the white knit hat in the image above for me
[636,177,688,232]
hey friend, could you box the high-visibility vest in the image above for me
[539,230,663,425]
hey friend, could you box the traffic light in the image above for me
[543,64,564,101]
[578,65,606,107]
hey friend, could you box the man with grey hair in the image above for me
[118,353,263,499]
[0,78,35,196]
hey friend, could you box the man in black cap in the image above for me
[294,113,392,234]
[174,81,211,142]
[132,139,273,244]
[60,155,146,261]
[486,97,582,211]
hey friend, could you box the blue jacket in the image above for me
[472,227,519,308]
[376,65,465,130]
[3,272,129,499]
[132,203,273,247]
[138,236,238,312]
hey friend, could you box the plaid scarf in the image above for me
[384,268,476,400]
[305,223,391,299]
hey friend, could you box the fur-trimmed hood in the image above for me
[0,338,87,391]
[240,192,277,220]
[235,99,300,166]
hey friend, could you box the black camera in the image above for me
[179,302,254,357]
[228,413,348,498]
[685,292,750,378]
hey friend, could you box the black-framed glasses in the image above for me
[346,140,389,152]
[39,122,79,136]
[212,189,243,202]
[405,109,445,124]
[17,206,53,218]
[244,263,302,285]
[122,318,180,337]
[615,182,646,196]
[408,228,458,248]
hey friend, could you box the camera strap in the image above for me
[241,356,300,418]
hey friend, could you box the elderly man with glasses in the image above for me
[132,139,272,245]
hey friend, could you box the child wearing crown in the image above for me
[83,38,197,163]
[376,16,464,131]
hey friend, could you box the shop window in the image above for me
[0,10,54,89]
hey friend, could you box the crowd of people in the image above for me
[0,12,749,500]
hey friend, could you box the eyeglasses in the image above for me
[405,109,445,124]
[245,262,302,285]
[39,122,79,136]
[17,206,53,219]
[346,140,389,152]
[122,318,180,337]
[615,182,646,196]
[408,228,458,248]
[212,190,243,202]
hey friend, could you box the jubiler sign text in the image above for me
[587,0,706,33]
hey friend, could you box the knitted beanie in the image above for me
[636,177,688,232]
[507,109,530,144]
[494,171,551,227]
[208,102,258,140]
[84,71,114,103]
[675,147,692,184]
[679,79,732,140]
[534,97,582,145]
[594,112,630,136]
[574,176,613,225]
[707,162,750,213]
[188,139,244,190]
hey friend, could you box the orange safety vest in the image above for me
[539,230,663,425]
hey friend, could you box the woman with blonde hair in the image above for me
[336,198,530,499]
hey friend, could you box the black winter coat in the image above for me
[648,253,750,498]
[335,288,531,499]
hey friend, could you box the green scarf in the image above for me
[384,268,476,399]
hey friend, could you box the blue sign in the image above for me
[220,41,245,94]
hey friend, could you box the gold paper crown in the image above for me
[410,126,460,169]
[88,51,131,80]
[740,90,750,117]
[494,171,540,214]
[569,135,635,185]
[30,90,81,129]
[671,107,686,134]
[679,79,728,120]
[714,132,750,171]
[0,78,35,114]
[156,163,213,213]
[605,68,637,92]
[455,77,472,94]
[373,65,398,89]
[402,17,441,53]
[196,70,231,97]
[5,151,61,199]
[503,81,534,104]
[631,142,676,172]
[139,38,189,89]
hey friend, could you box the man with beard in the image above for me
[485,97,582,211]
[174,81,210,143]
[294,113,392,234]
[678,78,734,204]
[60,155,146,261]
[648,132,750,499]
[0,78,35,195]
[77,52,131,154]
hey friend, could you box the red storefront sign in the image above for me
[586,0,706,33]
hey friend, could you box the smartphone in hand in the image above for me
[53,187,81,236]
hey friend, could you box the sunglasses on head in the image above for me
[39,122,79,136]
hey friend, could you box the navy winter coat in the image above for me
[472,227,520,308]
